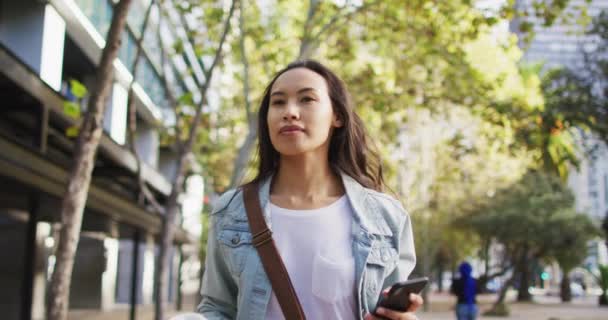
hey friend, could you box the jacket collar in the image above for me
[256,171,390,237]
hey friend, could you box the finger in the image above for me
[375,307,408,320]
[407,293,424,312]
[382,287,391,297]
[377,308,420,320]
[363,313,380,320]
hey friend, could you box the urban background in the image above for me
[0,0,607,320]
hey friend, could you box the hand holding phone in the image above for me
[373,277,428,317]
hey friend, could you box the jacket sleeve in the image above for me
[381,208,417,291]
[197,207,238,318]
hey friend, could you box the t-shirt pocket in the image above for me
[311,253,355,303]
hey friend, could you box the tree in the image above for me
[46,1,133,319]
[225,0,383,189]
[124,0,163,212]
[550,209,599,302]
[400,104,533,307]
[593,264,608,305]
[153,1,238,319]
[485,9,608,182]
[457,170,597,308]
[213,0,577,192]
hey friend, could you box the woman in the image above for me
[197,60,422,320]
[450,262,478,320]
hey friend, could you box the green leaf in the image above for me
[69,79,88,98]
[63,101,81,119]
[66,126,79,138]
[178,92,194,106]
[173,39,184,54]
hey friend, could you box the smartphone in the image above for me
[373,277,429,316]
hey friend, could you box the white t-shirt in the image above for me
[264,195,357,320]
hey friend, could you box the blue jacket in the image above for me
[197,171,416,319]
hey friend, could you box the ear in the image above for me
[333,116,343,128]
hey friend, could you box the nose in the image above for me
[282,101,300,121]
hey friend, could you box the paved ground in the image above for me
[68,291,608,319]
[418,291,608,320]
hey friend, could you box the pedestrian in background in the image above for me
[451,262,479,320]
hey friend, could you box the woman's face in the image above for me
[267,68,342,157]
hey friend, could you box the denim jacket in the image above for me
[197,172,416,320]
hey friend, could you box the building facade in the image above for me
[510,0,608,268]
[0,0,207,319]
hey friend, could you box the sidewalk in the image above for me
[419,291,608,320]
[68,291,608,320]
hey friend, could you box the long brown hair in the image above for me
[243,60,386,192]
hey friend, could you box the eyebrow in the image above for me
[270,87,316,97]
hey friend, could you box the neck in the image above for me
[271,154,344,201]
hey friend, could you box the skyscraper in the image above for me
[510,0,608,268]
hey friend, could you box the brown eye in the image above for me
[271,100,285,106]
[301,97,315,103]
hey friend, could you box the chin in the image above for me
[275,146,309,156]
[274,141,321,156]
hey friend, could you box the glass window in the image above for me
[143,14,162,69]
[74,0,113,38]
[136,56,168,109]
[118,30,137,72]
[604,174,608,205]
[127,0,151,36]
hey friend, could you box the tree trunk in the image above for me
[516,251,532,302]
[560,270,572,302]
[493,275,515,308]
[46,1,133,319]
[229,129,257,188]
[154,2,238,319]
[229,9,256,189]
[600,290,608,306]
[437,259,444,292]
[155,166,185,320]
[125,0,156,207]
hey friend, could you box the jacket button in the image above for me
[231,235,240,245]
[381,252,390,262]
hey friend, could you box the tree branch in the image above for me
[173,2,209,82]
[124,0,163,212]
[298,0,320,59]
[154,2,238,319]
[299,0,379,59]
[238,3,252,123]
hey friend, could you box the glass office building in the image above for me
[0,0,207,319]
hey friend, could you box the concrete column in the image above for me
[141,233,155,305]
[103,82,128,145]
[135,122,160,168]
[101,222,119,310]
[31,222,53,320]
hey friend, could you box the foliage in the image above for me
[482,9,608,181]
[551,208,599,272]
[594,264,608,305]
[62,79,89,137]
[455,169,600,303]
[159,0,595,305]
[458,171,576,256]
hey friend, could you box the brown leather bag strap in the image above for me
[242,183,306,320]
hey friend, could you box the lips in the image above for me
[279,125,304,134]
